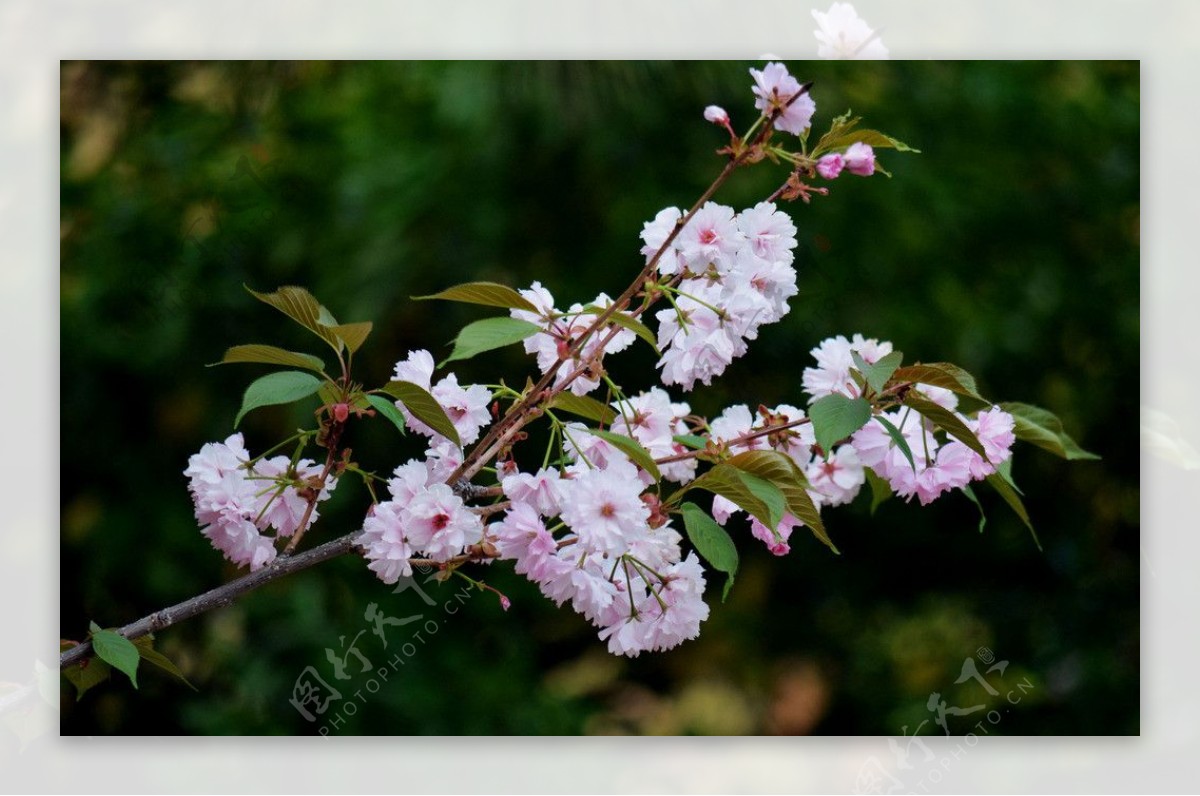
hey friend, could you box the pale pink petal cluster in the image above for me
[509,283,636,396]
[652,201,799,390]
[749,62,817,135]
[489,456,709,657]
[805,444,865,507]
[185,433,336,572]
[801,333,895,399]
[843,392,1016,507]
[391,350,492,444]
[608,387,698,484]
[356,463,484,583]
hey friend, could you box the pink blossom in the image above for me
[750,513,801,556]
[802,334,895,399]
[558,462,651,556]
[597,553,709,656]
[912,442,974,505]
[817,153,845,179]
[640,207,686,277]
[677,202,744,274]
[805,445,865,507]
[356,501,416,584]
[703,105,730,126]
[844,142,876,176]
[391,350,493,444]
[185,434,337,572]
[711,404,768,454]
[749,62,816,135]
[501,467,565,517]
[765,403,816,463]
[736,201,797,265]
[972,406,1016,468]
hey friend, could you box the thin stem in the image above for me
[444,92,807,488]
[61,532,362,670]
[281,448,336,556]
[653,416,813,465]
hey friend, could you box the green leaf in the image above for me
[811,111,920,157]
[737,471,786,529]
[381,380,461,447]
[995,457,1022,494]
[961,485,987,534]
[133,636,198,691]
[864,468,892,515]
[901,392,987,457]
[1000,401,1100,461]
[985,473,1042,550]
[726,450,837,554]
[91,629,139,689]
[851,350,903,395]
[673,434,709,451]
[549,392,617,426]
[366,394,409,437]
[808,393,872,452]
[414,281,539,313]
[670,463,775,529]
[443,317,541,365]
[234,371,323,428]
[322,321,373,355]
[586,428,662,482]
[874,415,917,473]
[246,285,346,354]
[890,363,984,400]
[680,502,738,602]
[213,344,326,374]
[579,306,660,355]
[61,655,110,702]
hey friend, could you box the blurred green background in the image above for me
[59,61,1139,735]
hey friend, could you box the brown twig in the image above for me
[61,531,361,670]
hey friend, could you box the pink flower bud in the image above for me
[816,153,844,180]
[499,595,512,611]
[332,402,350,423]
[843,142,876,176]
[703,105,730,126]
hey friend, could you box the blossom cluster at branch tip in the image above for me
[804,334,1017,505]
[642,200,799,391]
[185,433,337,571]
[749,62,816,136]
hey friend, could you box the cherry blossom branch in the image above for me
[652,416,814,466]
[59,528,501,671]
[447,89,811,488]
[61,531,361,670]
[281,448,337,556]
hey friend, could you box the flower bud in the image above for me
[843,142,876,176]
[703,105,730,126]
[332,402,350,423]
[816,153,844,180]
